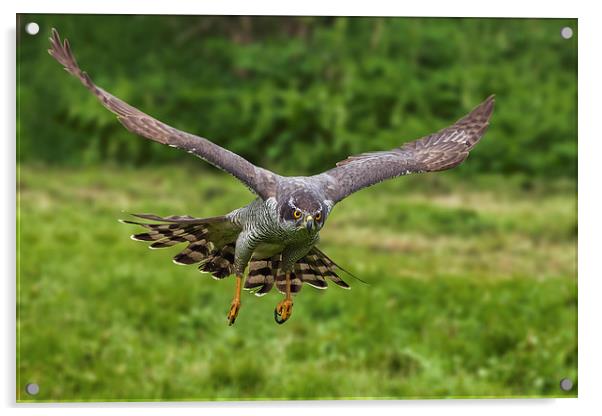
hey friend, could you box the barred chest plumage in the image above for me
[231,198,332,300]
[228,197,319,263]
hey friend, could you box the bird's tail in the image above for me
[243,247,353,297]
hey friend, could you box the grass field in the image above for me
[16,164,577,401]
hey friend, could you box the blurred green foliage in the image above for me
[17,166,577,401]
[17,15,577,177]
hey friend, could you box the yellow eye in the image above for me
[293,209,302,219]
[315,212,322,221]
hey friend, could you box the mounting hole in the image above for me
[559,378,573,391]
[25,383,39,395]
[560,26,573,40]
[25,22,40,36]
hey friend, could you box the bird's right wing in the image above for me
[48,28,280,200]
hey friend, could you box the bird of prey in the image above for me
[48,28,495,325]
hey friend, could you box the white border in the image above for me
[8,0,583,17]
[3,1,601,415]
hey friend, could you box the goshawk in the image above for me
[48,29,495,325]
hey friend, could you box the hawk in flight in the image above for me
[48,29,495,325]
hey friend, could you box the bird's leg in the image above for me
[227,274,243,326]
[274,272,294,324]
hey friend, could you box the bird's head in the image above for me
[278,189,329,233]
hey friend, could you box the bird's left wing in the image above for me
[312,95,495,204]
[48,28,280,200]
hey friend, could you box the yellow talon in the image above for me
[227,299,241,325]
[274,299,293,324]
[274,271,294,324]
[227,274,243,326]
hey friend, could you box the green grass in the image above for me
[16,165,577,401]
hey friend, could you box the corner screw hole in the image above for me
[560,378,573,391]
[561,27,573,40]
[25,22,40,36]
[25,383,39,395]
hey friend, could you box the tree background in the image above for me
[18,15,577,179]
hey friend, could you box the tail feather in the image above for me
[275,271,303,295]
[312,247,364,285]
[243,248,352,297]
[245,259,272,289]
[312,255,350,289]
[295,256,328,289]
[244,256,278,296]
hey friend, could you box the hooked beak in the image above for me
[305,215,315,232]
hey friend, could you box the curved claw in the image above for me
[274,307,287,324]
[274,299,293,324]
[227,300,241,326]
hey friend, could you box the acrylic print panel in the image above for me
[16,14,577,402]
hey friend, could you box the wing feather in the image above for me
[48,28,279,199]
[312,95,495,203]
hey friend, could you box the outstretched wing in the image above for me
[48,28,280,200]
[312,95,495,203]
